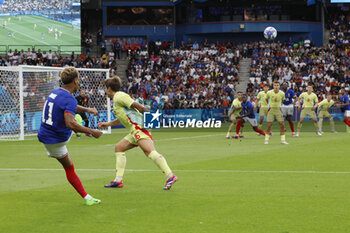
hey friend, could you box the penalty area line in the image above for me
[1,168,350,174]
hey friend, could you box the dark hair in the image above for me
[105,76,122,92]
[264,83,270,87]
[60,67,78,84]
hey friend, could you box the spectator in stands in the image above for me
[100,39,106,56]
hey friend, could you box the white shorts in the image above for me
[345,110,350,117]
[44,140,69,159]
[281,104,294,116]
[243,117,258,127]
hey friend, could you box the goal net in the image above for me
[0,65,111,140]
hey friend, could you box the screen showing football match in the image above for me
[0,0,81,53]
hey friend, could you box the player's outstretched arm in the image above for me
[254,99,258,110]
[64,113,102,138]
[98,119,121,128]
[77,105,98,116]
[245,109,253,118]
[131,101,149,113]
[337,100,349,107]
[336,101,343,107]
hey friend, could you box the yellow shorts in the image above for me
[259,107,268,117]
[267,107,283,122]
[300,108,316,119]
[124,128,152,145]
[318,111,331,118]
[229,113,240,121]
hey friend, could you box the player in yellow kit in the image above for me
[98,76,177,190]
[255,84,270,129]
[264,81,288,145]
[318,94,336,134]
[296,83,321,136]
[226,92,243,139]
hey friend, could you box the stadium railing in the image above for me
[0,45,6,54]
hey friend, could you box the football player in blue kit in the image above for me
[239,95,266,137]
[37,67,103,206]
[281,82,296,136]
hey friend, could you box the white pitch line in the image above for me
[1,168,350,174]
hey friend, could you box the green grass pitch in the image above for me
[0,122,350,233]
[0,15,80,53]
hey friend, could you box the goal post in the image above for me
[0,65,111,141]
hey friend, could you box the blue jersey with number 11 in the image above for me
[37,88,77,144]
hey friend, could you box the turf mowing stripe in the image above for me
[1,168,350,174]
[103,134,223,146]
[155,134,223,141]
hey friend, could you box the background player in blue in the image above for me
[37,67,103,206]
[337,88,350,131]
[238,95,266,137]
[281,83,296,136]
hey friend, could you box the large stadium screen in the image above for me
[107,6,174,26]
[0,0,81,54]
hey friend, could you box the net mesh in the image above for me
[0,66,110,140]
[0,69,20,140]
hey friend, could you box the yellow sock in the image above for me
[149,151,172,177]
[227,123,234,134]
[115,152,126,179]
[265,134,269,141]
[314,122,319,131]
[318,118,323,132]
[281,134,286,141]
[297,122,302,132]
[330,118,335,131]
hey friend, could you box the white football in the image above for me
[264,26,277,40]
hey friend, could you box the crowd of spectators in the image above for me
[124,38,242,110]
[247,39,350,104]
[0,0,74,13]
[0,47,117,74]
[0,47,114,115]
[2,7,350,113]
[328,11,350,45]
